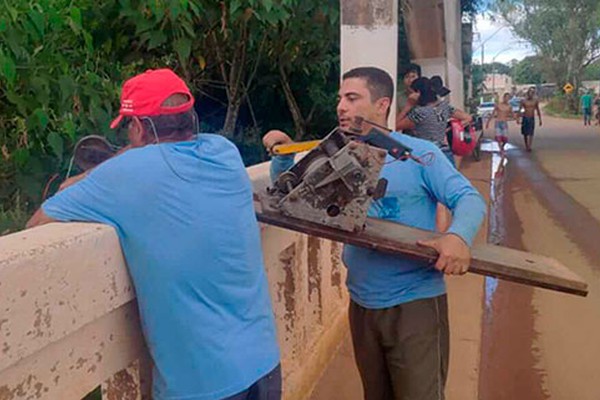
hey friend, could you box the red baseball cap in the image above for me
[110,68,194,129]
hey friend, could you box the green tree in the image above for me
[264,0,339,140]
[0,1,122,210]
[493,0,600,110]
[583,60,600,81]
[0,0,344,220]
[512,55,547,84]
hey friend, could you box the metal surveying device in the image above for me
[254,121,589,298]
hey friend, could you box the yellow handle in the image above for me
[272,140,321,155]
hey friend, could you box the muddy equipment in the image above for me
[255,129,588,297]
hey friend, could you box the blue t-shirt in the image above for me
[43,134,280,400]
[271,132,486,309]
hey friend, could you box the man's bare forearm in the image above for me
[26,208,57,229]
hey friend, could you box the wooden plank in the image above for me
[254,198,588,297]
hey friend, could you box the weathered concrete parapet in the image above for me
[0,223,147,400]
[0,162,348,400]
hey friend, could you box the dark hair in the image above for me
[430,76,451,97]
[342,67,395,103]
[140,94,196,139]
[411,77,438,106]
[400,63,422,79]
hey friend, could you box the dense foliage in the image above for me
[492,0,600,111]
[0,0,339,216]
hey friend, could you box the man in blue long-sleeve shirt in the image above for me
[264,67,486,400]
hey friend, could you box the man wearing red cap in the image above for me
[27,69,281,400]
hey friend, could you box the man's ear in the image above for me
[376,97,392,118]
[128,117,147,147]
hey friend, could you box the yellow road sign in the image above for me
[563,83,574,93]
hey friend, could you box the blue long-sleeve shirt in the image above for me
[270,132,486,309]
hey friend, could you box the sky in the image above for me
[472,14,536,65]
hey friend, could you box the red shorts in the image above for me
[495,135,508,144]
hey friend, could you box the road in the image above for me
[310,114,600,400]
[478,114,600,400]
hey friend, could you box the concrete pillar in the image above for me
[404,0,465,108]
[340,0,398,127]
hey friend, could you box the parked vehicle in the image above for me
[477,101,495,119]
[509,97,522,113]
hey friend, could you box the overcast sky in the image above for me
[472,14,536,65]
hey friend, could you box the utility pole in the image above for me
[473,24,505,100]
[340,0,398,127]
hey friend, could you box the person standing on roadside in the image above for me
[581,90,594,126]
[486,92,517,156]
[518,87,543,152]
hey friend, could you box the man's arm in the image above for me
[395,92,419,124]
[452,108,473,126]
[418,145,487,275]
[396,117,416,132]
[263,130,295,183]
[536,101,543,126]
[27,171,94,228]
[26,208,58,229]
[485,105,497,130]
[518,100,525,121]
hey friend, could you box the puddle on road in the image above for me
[478,139,552,400]
[481,139,510,314]
[480,139,518,153]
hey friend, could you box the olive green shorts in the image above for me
[349,295,449,400]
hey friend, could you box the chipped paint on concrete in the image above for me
[278,243,297,332]
[0,223,133,373]
[341,0,395,27]
[0,303,144,400]
[340,0,398,127]
[102,362,140,400]
[307,236,323,324]
[330,242,343,295]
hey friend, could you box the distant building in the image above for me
[582,81,600,94]
[482,73,514,96]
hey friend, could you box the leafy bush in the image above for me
[0,0,340,226]
[0,1,123,211]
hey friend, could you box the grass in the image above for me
[0,204,29,236]
[544,96,584,120]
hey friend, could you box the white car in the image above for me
[477,102,495,119]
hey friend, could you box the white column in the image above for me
[340,0,398,127]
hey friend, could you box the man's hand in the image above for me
[262,130,293,154]
[539,119,543,127]
[407,92,420,105]
[417,233,471,275]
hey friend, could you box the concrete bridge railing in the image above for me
[0,162,349,400]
